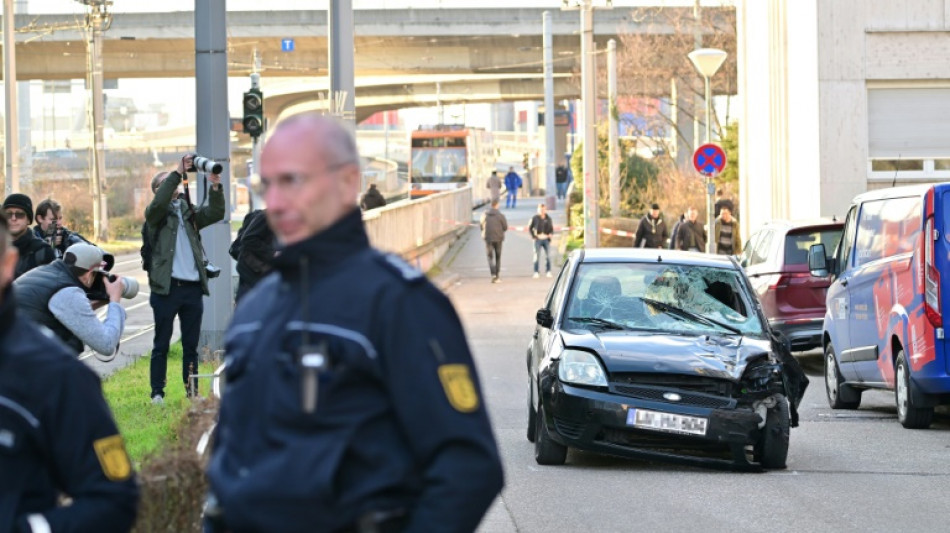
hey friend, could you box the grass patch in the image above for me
[102,342,217,466]
[565,235,584,253]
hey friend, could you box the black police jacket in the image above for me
[12,230,54,280]
[208,209,504,533]
[0,287,138,532]
[13,260,85,353]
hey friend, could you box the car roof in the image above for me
[575,247,740,269]
[851,183,943,204]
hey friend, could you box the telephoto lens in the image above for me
[120,277,140,299]
[193,156,224,174]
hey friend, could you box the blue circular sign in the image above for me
[692,143,727,176]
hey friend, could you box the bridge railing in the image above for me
[363,187,472,272]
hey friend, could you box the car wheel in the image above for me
[526,381,537,443]
[755,394,790,469]
[534,405,567,465]
[825,343,861,409]
[896,349,934,429]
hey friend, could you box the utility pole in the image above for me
[542,11,556,210]
[581,0,599,247]
[328,0,356,188]
[608,38,619,218]
[195,0,232,352]
[3,0,19,196]
[75,1,112,241]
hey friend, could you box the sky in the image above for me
[34,0,734,14]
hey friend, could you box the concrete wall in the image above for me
[738,0,950,236]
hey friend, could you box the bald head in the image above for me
[260,112,363,245]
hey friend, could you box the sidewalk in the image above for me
[434,196,568,290]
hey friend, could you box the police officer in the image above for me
[0,212,139,532]
[206,113,504,532]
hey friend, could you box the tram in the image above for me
[409,125,494,205]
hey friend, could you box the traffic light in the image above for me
[242,88,264,138]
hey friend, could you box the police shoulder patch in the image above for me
[93,434,132,481]
[437,364,480,413]
[380,253,425,282]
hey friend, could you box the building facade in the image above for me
[738,0,950,235]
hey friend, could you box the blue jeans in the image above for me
[506,190,518,209]
[556,181,568,199]
[150,280,204,398]
[533,238,551,273]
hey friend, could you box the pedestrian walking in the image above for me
[529,203,554,278]
[676,207,707,252]
[634,203,670,249]
[555,165,569,199]
[144,154,225,404]
[487,170,502,204]
[504,166,521,208]
[481,199,508,283]
[204,113,504,533]
[669,212,685,250]
[0,211,139,533]
[713,206,742,255]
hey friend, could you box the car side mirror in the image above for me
[536,308,554,328]
[808,243,828,277]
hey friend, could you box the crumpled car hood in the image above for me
[559,330,773,382]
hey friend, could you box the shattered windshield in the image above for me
[563,262,765,336]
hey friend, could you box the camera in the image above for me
[105,274,140,299]
[204,261,222,279]
[193,156,224,174]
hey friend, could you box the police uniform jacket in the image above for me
[0,287,138,532]
[144,170,225,296]
[208,209,504,533]
[12,260,87,353]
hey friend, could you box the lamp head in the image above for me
[687,48,728,78]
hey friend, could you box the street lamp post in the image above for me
[687,47,727,254]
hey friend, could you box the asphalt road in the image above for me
[438,199,950,533]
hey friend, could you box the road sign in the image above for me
[281,38,295,52]
[693,143,727,176]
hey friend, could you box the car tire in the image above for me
[896,349,934,429]
[755,394,790,469]
[825,343,861,409]
[526,381,537,443]
[534,405,567,465]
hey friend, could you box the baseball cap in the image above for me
[64,243,111,272]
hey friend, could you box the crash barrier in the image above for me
[363,186,474,273]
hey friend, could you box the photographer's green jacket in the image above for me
[144,170,225,296]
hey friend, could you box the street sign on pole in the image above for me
[281,38,294,52]
[692,143,727,176]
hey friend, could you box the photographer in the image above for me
[145,154,224,404]
[13,243,129,360]
[33,198,92,258]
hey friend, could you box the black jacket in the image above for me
[33,224,91,258]
[235,210,276,302]
[12,260,86,353]
[208,209,504,532]
[676,220,707,251]
[360,187,387,210]
[529,213,554,240]
[0,287,139,533]
[12,230,55,280]
[634,214,669,249]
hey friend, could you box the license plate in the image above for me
[626,408,708,436]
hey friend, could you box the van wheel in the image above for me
[534,406,567,465]
[825,344,861,409]
[526,381,537,443]
[896,350,933,429]
[755,394,790,469]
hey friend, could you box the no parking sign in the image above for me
[693,143,727,176]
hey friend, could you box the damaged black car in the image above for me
[527,248,808,471]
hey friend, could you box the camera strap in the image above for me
[179,172,213,267]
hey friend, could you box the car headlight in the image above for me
[558,349,608,387]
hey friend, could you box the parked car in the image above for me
[527,248,808,470]
[809,183,950,429]
[739,219,844,351]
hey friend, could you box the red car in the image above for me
[739,219,844,351]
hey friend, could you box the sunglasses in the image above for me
[5,210,28,220]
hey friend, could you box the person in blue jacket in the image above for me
[0,211,139,533]
[504,166,522,209]
[205,113,504,533]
